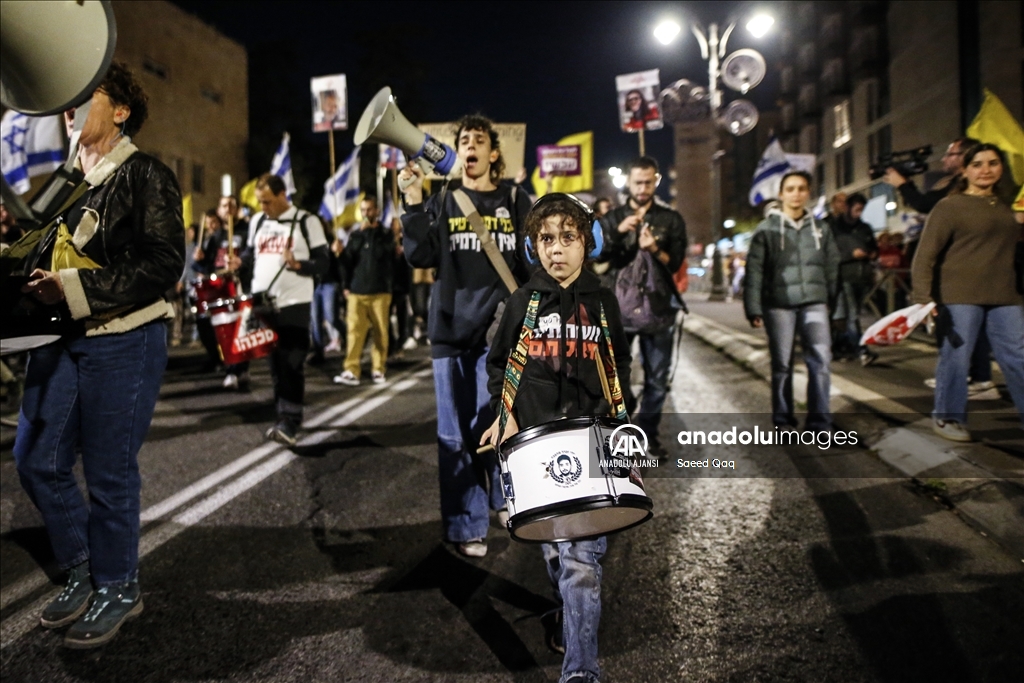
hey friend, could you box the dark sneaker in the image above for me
[859,349,879,367]
[64,583,143,649]
[266,419,298,446]
[40,562,92,629]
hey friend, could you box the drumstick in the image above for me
[476,444,495,455]
[595,352,614,408]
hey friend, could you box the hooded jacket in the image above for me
[486,269,632,430]
[402,183,531,358]
[743,209,840,319]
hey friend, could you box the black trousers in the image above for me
[267,303,311,421]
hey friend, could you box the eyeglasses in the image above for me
[537,231,580,248]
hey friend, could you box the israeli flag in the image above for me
[748,137,790,207]
[1,112,65,195]
[269,132,297,198]
[319,147,361,224]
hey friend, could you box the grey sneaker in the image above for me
[933,419,972,443]
[456,538,487,558]
[266,418,298,446]
[64,582,143,649]
[40,561,92,629]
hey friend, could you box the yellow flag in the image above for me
[1013,184,1024,212]
[336,191,364,228]
[531,131,594,197]
[966,89,1024,185]
[181,193,193,227]
[239,178,260,212]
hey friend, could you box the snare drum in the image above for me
[498,416,653,543]
[191,274,237,317]
[209,296,277,365]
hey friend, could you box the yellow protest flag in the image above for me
[239,178,260,213]
[336,191,364,228]
[966,89,1024,185]
[181,193,193,227]
[531,131,594,197]
[1013,184,1024,212]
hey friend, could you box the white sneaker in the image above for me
[372,371,386,384]
[933,419,971,442]
[924,378,937,389]
[222,373,239,390]
[324,339,342,353]
[402,337,418,351]
[456,539,487,558]
[333,371,359,386]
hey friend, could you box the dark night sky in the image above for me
[173,0,781,200]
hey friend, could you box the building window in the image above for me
[816,162,825,193]
[868,125,892,167]
[200,88,223,105]
[142,57,169,80]
[192,164,205,194]
[835,146,855,188]
[833,101,852,148]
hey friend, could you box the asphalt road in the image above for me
[1,335,1022,682]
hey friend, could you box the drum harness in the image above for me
[497,290,630,446]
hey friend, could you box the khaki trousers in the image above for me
[344,293,392,375]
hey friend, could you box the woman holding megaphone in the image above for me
[10,62,184,649]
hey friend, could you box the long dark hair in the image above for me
[954,142,1015,202]
[624,89,649,120]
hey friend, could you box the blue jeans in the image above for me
[764,304,833,429]
[433,349,504,543]
[836,280,869,352]
[627,327,675,438]
[14,322,167,586]
[543,537,606,683]
[935,304,1024,425]
[310,282,339,352]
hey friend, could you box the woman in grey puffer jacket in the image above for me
[744,171,840,430]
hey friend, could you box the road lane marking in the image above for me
[0,364,431,640]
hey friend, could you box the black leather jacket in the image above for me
[23,151,186,330]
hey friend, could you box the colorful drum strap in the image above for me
[498,292,628,443]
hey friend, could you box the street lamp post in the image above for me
[656,13,772,301]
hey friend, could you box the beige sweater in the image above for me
[911,194,1023,306]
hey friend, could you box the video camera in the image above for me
[869,145,932,180]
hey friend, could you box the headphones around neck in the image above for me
[524,192,604,263]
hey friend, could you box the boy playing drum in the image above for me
[481,194,633,683]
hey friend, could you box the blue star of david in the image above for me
[2,114,28,156]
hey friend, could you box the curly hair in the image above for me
[524,194,596,260]
[453,114,505,183]
[98,61,149,137]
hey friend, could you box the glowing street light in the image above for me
[654,20,682,45]
[723,218,737,229]
[885,201,897,211]
[746,14,775,38]
[612,175,627,189]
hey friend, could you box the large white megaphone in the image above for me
[1,0,117,115]
[354,87,457,188]
[0,0,117,220]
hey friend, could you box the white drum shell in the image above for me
[499,418,653,543]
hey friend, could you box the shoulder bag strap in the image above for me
[498,291,541,443]
[451,188,518,295]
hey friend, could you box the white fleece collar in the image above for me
[82,137,138,188]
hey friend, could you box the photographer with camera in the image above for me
[882,137,979,214]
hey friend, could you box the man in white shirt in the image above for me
[230,174,329,445]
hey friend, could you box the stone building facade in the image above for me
[112,1,248,225]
